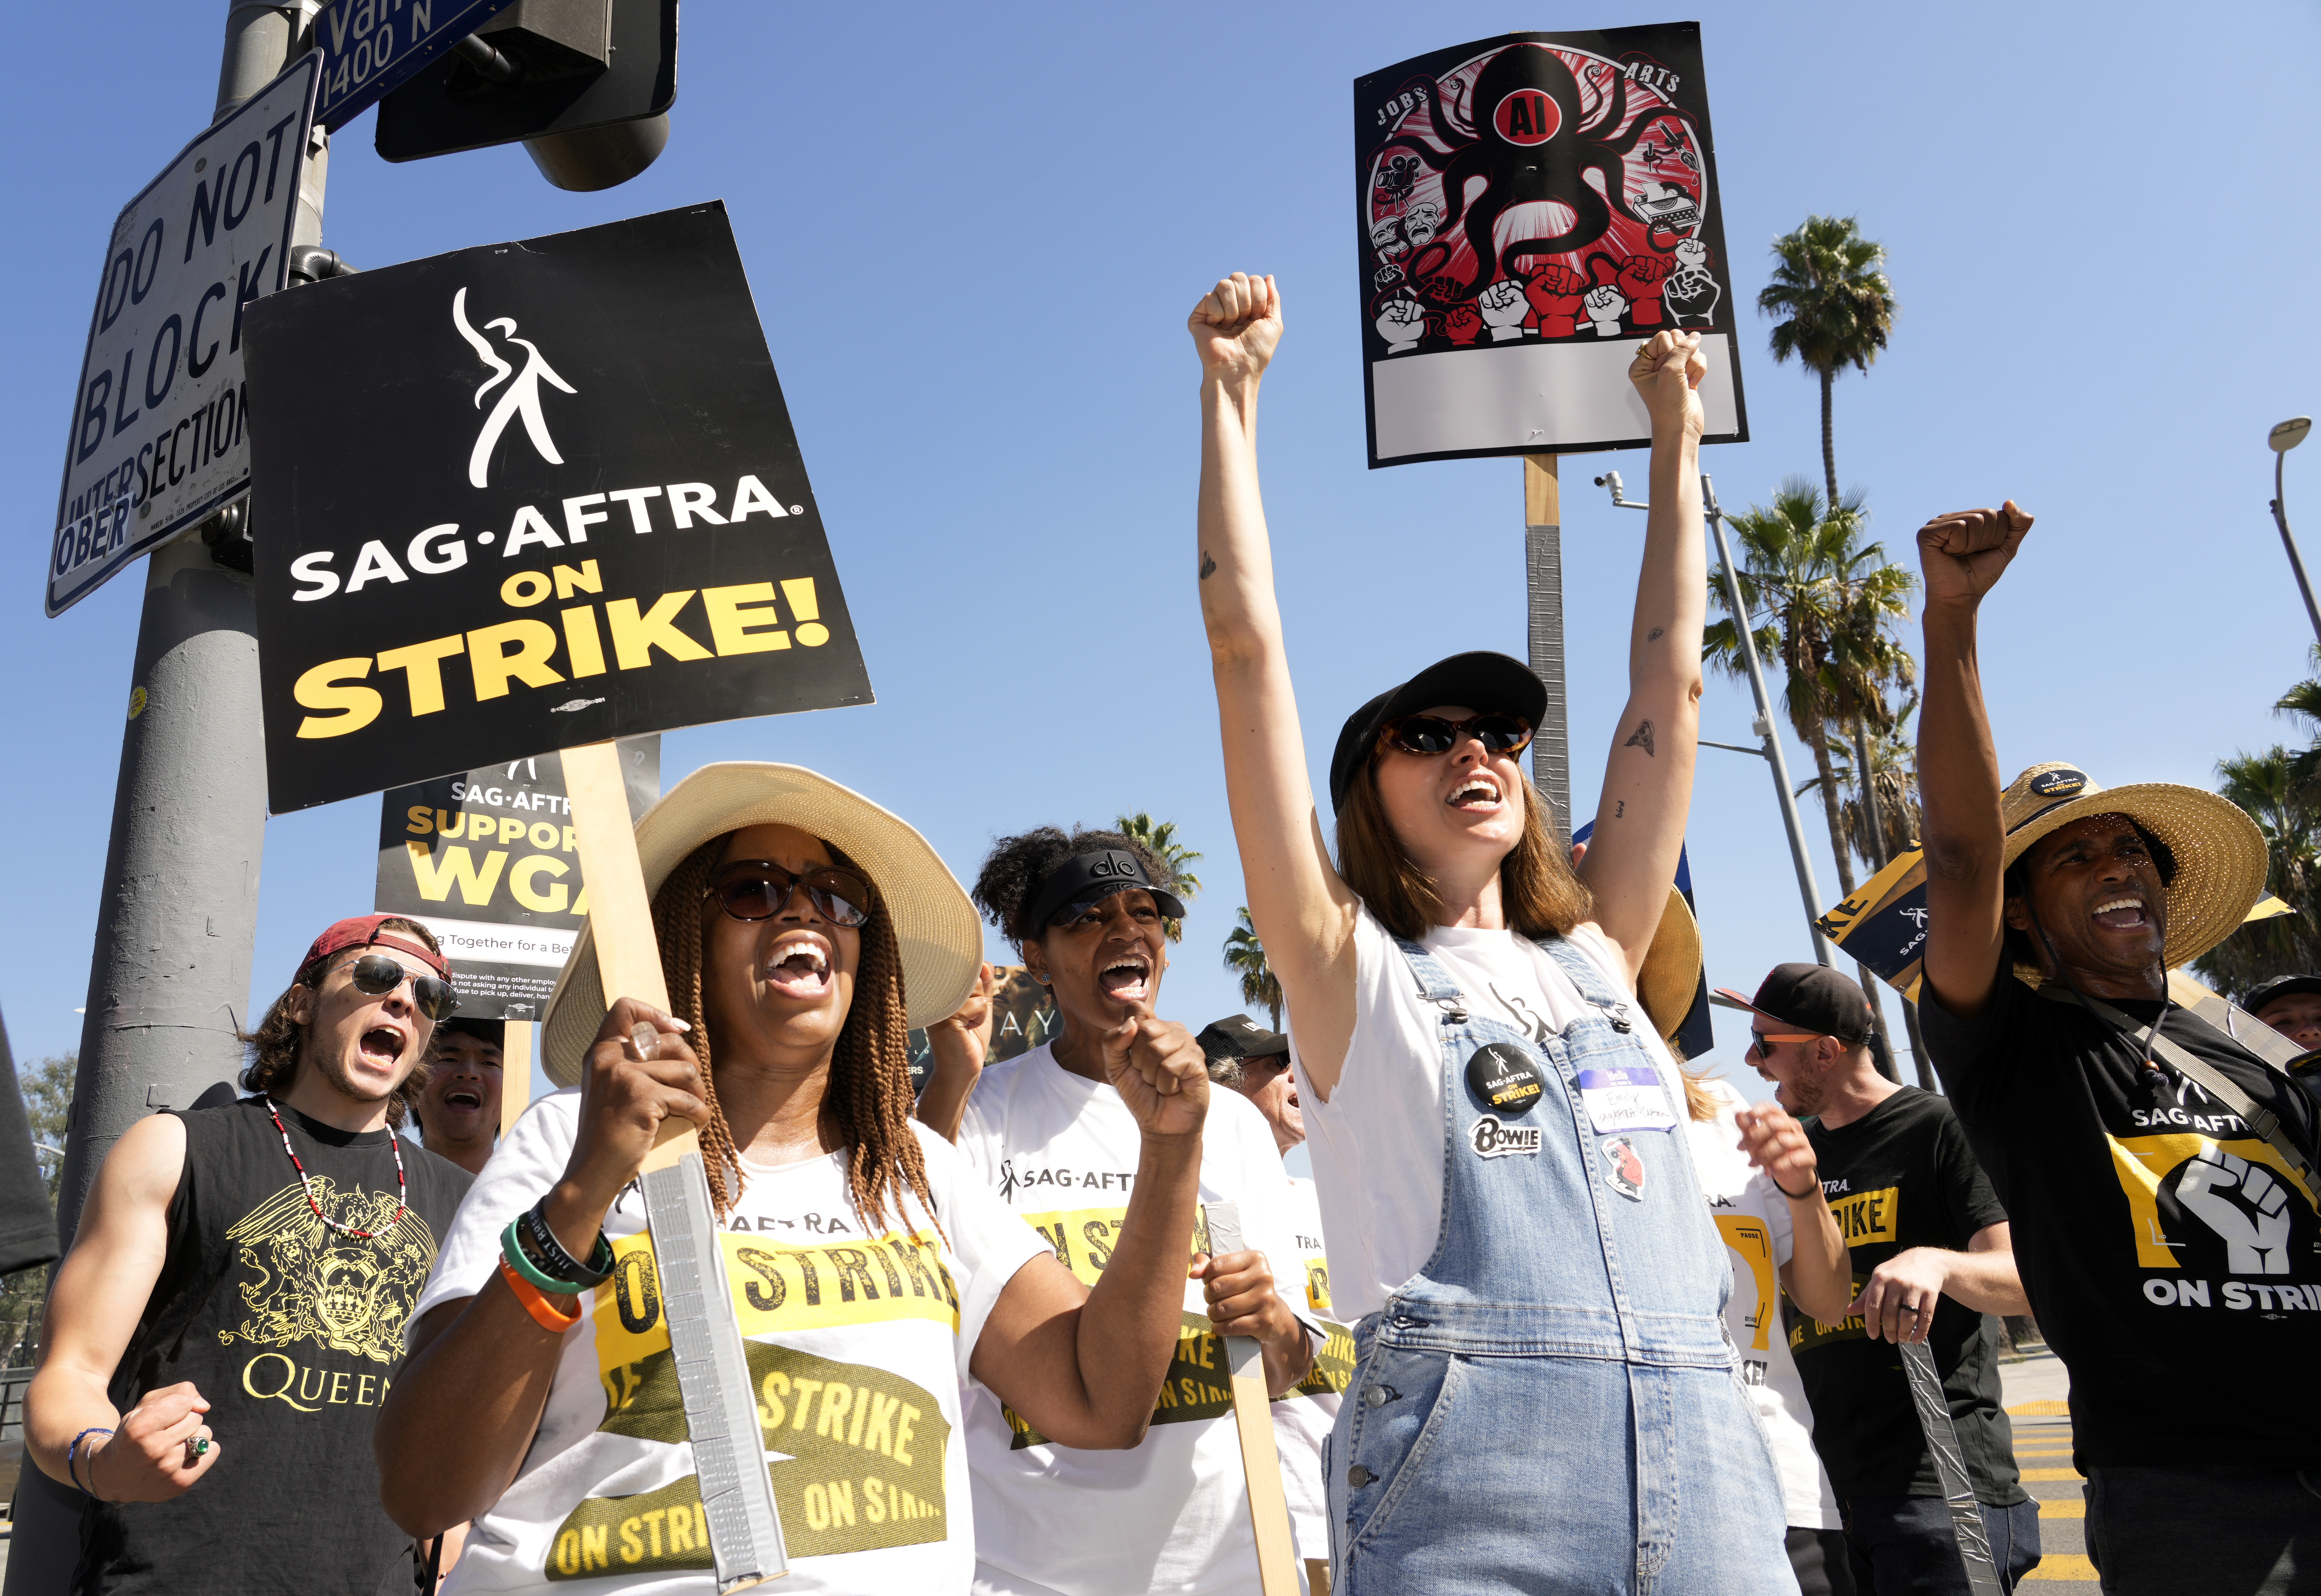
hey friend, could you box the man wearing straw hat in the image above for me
[1913,502,2321,1593]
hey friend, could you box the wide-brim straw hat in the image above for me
[1997,761,2267,974]
[1637,886,1702,1047]
[541,763,983,1087]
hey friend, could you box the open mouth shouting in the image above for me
[358,1024,408,1073]
[764,933,836,1001]
[2091,893,2151,932]
[1448,772,1503,812]
[1098,951,1153,1006]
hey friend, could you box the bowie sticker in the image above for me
[1471,1115,1542,1159]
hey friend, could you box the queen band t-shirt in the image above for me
[412,1091,1050,1596]
[1922,972,2321,1472]
[1785,1086,2025,1506]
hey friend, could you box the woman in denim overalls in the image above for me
[1185,274,1795,1593]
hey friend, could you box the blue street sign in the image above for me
[313,0,520,131]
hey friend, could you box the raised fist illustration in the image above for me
[1375,294,1427,353]
[1441,304,1483,347]
[2177,1147,2293,1275]
[1479,279,1530,341]
[1581,285,1629,336]
[1525,265,1587,338]
[1618,256,1674,327]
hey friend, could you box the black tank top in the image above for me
[76,1097,472,1596]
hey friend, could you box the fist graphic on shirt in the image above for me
[2176,1147,2293,1275]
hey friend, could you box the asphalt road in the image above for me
[2003,1349,2098,1591]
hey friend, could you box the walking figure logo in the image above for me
[453,287,577,489]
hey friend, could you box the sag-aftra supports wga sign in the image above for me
[245,202,872,813]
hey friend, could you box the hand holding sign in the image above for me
[558,997,704,1218]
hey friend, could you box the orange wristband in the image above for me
[499,1254,583,1333]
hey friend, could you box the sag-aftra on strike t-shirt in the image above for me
[1923,973,2321,1472]
[1786,1087,2025,1506]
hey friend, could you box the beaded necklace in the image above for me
[261,1095,405,1238]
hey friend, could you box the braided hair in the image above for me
[652,835,939,1235]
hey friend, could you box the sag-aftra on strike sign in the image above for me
[245,203,873,813]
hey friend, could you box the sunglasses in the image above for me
[1746,1029,1819,1061]
[335,952,460,1022]
[1377,711,1535,759]
[707,860,875,928]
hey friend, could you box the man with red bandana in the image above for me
[26,916,473,1596]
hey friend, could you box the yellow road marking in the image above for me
[2006,1399,2071,1416]
[2024,1553,2099,1581]
[2037,1499,2085,1518]
[2020,1468,2080,1480]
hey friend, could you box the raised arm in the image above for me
[1190,274,1364,1095]
[1573,332,1710,978]
[1914,503,2034,1019]
[27,1113,220,1501]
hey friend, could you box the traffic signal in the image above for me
[374,0,677,191]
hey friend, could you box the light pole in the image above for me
[2269,416,2320,646]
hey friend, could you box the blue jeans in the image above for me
[1842,1495,2040,1594]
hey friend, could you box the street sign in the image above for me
[313,0,520,132]
[1353,27,1747,467]
[48,53,319,617]
[245,201,875,813]
[375,738,658,1019]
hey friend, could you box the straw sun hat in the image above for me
[1996,761,2267,973]
[1637,886,1702,1048]
[541,763,983,1087]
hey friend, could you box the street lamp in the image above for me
[2268,416,2320,645]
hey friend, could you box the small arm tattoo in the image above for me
[1199,552,1217,580]
[1615,800,1626,818]
[1647,627,1664,641]
[1624,720,1656,758]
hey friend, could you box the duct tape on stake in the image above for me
[1202,1203,1299,1596]
[1898,1341,2003,1596]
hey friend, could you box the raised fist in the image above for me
[1375,294,1426,353]
[1618,257,1674,326]
[1582,285,1629,335]
[1524,265,1587,338]
[1441,304,1483,346]
[1189,272,1283,382]
[1478,279,1529,341]
[1915,502,2032,608]
[2177,1147,2294,1275]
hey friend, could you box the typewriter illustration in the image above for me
[1633,183,1703,236]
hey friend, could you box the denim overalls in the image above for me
[1324,934,1798,1594]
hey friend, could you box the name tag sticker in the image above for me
[1576,1066,1677,1133]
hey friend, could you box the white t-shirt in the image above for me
[1687,1078,1843,1531]
[1289,907,1674,1322]
[955,1043,1304,1596]
[1270,1175,1347,1564]
[413,1090,1051,1596]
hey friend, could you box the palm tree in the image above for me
[1797,714,1924,871]
[2195,747,2321,996]
[1757,216,1899,509]
[1222,908,1283,1031]
[1115,813,1201,942]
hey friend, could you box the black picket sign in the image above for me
[246,201,872,813]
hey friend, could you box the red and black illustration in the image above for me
[1355,27,1732,365]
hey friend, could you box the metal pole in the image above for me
[1849,719,1918,1087]
[2271,453,2321,648]
[1702,475,1839,967]
[1524,455,1572,836]
[9,5,327,1586]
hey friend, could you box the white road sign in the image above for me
[48,53,320,617]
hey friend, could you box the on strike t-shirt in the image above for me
[1271,1174,1353,1563]
[1923,972,2321,1472]
[954,1043,1306,1596]
[413,1090,1051,1596]
[1686,1079,1841,1532]
[1787,1086,2025,1506]
[1289,908,1671,1322]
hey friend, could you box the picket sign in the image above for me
[1202,1202,1300,1596]
[563,738,789,1590]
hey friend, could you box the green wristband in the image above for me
[502,1216,585,1294]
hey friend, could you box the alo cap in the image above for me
[1024,848,1188,932]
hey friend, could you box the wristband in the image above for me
[522,1201,614,1288]
[499,1253,584,1333]
[502,1216,585,1294]
[1774,1176,1819,1201]
[68,1426,113,1497]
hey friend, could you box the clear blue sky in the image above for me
[6,2,2318,1127]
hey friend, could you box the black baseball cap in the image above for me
[1024,847,1188,932]
[1714,963,1873,1048]
[1197,1014,1290,1066]
[2243,974,2321,1015]
[1328,651,1548,812]
[436,1016,506,1049]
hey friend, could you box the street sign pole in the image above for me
[1523,455,1571,837]
[14,11,330,1584]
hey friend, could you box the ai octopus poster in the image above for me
[1355,25,1748,468]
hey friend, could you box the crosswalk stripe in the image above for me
[2036,1498,2086,1518]
[2023,1553,2100,1581]
[2020,1467,2080,1480]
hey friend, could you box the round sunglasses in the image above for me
[332,951,460,1022]
[1376,711,1535,759]
[706,860,875,928]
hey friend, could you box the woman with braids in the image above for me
[928,825,1318,1596]
[375,765,1214,1595]
[1187,274,1796,1593]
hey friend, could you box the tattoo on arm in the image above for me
[1647,627,1664,641]
[1624,720,1656,758]
[1615,800,1625,818]
[1199,552,1217,580]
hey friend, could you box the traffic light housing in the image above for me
[374,0,676,191]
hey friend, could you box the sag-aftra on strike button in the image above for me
[245,202,872,813]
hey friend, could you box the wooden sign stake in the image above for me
[498,1022,533,1140]
[1204,1203,1300,1596]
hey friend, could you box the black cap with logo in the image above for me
[1714,963,1873,1047]
[1025,848,1189,932]
[1329,651,1548,813]
[1197,1013,1290,1066]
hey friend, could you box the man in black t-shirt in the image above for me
[1914,501,2321,1595]
[25,916,473,1595]
[1723,963,2038,1593]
